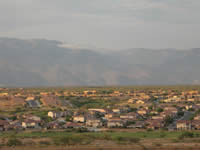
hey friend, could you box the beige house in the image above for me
[107,121,123,128]
[136,100,145,104]
[150,111,158,115]
[152,116,164,120]
[128,98,134,104]
[40,92,49,96]
[187,98,195,102]
[0,93,8,97]
[176,120,192,130]
[73,115,85,123]
[48,111,59,119]
[194,115,200,120]
[26,96,35,101]
[105,113,113,119]
[185,105,193,110]
[112,109,121,113]
[120,112,138,120]
[84,90,96,95]
[22,120,40,129]
[47,111,67,119]
[86,118,102,127]
[137,109,147,115]
[88,109,106,113]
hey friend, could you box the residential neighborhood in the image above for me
[0,87,200,132]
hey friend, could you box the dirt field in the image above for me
[1,139,200,150]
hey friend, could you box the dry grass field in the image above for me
[1,131,200,150]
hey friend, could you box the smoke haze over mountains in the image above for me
[0,37,200,87]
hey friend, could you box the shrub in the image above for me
[147,128,153,132]
[7,138,22,147]
[53,135,92,146]
[102,134,111,140]
[39,141,51,146]
[164,116,174,126]
[157,108,163,113]
[128,137,140,143]
[171,138,180,143]
[159,132,166,138]
[153,142,162,147]
[177,111,184,117]
[23,140,36,146]
[113,136,140,144]
[179,132,194,139]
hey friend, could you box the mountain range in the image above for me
[0,37,200,87]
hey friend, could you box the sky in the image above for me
[0,0,200,50]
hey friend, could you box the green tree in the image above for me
[157,108,163,113]
[164,115,174,126]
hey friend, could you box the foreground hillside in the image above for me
[0,130,200,150]
[0,86,200,150]
[0,37,200,86]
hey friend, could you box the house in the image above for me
[14,93,23,97]
[40,92,49,96]
[86,118,102,127]
[127,121,145,129]
[23,114,41,121]
[107,120,123,128]
[151,116,164,120]
[136,100,145,104]
[176,120,192,130]
[185,105,193,110]
[120,112,138,120]
[0,120,9,131]
[128,98,134,104]
[146,119,164,130]
[26,100,41,108]
[83,90,96,96]
[73,115,85,123]
[105,113,114,119]
[88,109,106,114]
[192,120,200,130]
[112,109,121,113]
[48,111,70,119]
[195,95,200,101]
[110,91,123,96]
[127,91,134,96]
[187,98,195,102]
[164,107,178,113]
[127,98,139,104]
[48,111,61,119]
[25,96,35,101]
[160,109,177,118]
[8,123,23,131]
[56,117,66,123]
[137,109,147,115]
[194,115,200,120]
[47,121,60,129]
[0,93,8,97]
[22,119,41,129]
[150,111,158,115]
[107,117,124,128]
[8,120,23,131]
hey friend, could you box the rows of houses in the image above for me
[0,106,199,131]
[0,88,200,131]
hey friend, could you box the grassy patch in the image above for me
[1,131,200,143]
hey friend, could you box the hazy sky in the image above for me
[1,0,200,49]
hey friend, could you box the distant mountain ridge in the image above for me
[0,37,200,87]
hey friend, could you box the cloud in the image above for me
[0,0,200,49]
